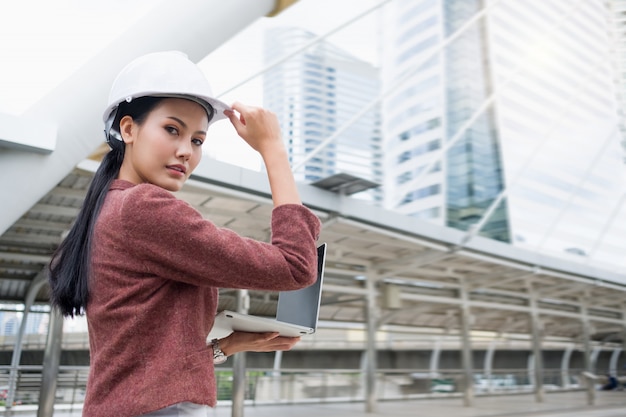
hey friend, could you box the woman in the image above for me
[48,51,320,416]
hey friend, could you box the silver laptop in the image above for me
[209,243,327,338]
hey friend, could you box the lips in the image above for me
[167,164,187,174]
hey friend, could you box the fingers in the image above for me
[229,101,249,115]
[258,331,281,340]
[257,335,301,351]
[229,331,301,352]
[228,102,271,126]
[224,103,282,154]
[226,102,255,128]
[230,331,278,344]
[224,108,244,135]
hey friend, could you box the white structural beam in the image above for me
[0,112,56,153]
[0,0,277,236]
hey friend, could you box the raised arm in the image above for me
[225,102,301,207]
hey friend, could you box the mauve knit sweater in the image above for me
[83,180,320,417]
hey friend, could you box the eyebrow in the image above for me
[167,116,207,136]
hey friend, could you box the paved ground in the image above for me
[209,390,626,417]
[4,390,626,417]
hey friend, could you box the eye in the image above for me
[165,126,179,135]
[192,138,204,146]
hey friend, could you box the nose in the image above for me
[176,138,192,161]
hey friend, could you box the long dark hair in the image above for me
[48,97,163,317]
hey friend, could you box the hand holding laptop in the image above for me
[214,331,301,357]
[209,243,327,339]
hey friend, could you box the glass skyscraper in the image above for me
[263,27,383,202]
[381,0,626,269]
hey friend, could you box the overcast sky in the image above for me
[0,0,382,169]
[199,0,382,168]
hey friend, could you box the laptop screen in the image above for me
[276,243,327,329]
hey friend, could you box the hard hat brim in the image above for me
[102,93,230,127]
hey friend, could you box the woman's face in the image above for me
[118,98,209,191]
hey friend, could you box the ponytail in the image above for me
[48,97,163,316]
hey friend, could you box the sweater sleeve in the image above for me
[118,184,321,291]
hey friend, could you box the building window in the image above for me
[401,184,441,203]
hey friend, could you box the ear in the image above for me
[119,115,135,144]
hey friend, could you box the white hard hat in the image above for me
[103,51,230,141]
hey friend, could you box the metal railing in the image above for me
[0,365,602,409]
[0,333,90,352]
[0,366,88,408]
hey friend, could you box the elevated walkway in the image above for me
[4,391,626,417]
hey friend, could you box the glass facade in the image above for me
[263,27,382,202]
[382,0,626,269]
[489,0,625,265]
[381,0,446,223]
[443,0,509,241]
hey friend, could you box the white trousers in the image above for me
[138,402,210,417]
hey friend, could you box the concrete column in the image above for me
[364,272,379,413]
[37,308,64,417]
[622,324,626,368]
[484,339,498,393]
[623,322,626,359]
[621,311,626,378]
[527,353,535,388]
[231,289,249,417]
[580,299,594,405]
[561,346,574,387]
[429,340,442,378]
[590,346,602,374]
[459,282,474,407]
[609,348,621,377]
[272,351,283,401]
[528,287,544,402]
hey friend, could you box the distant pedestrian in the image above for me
[601,374,618,390]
